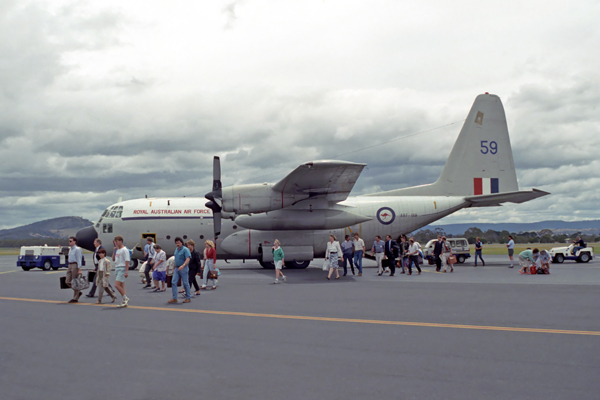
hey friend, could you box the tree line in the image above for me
[409,227,598,245]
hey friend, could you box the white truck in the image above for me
[548,244,594,263]
[17,245,86,271]
[423,238,471,264]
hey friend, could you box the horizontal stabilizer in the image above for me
[464,189,550,207]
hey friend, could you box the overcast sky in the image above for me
[1,0,599,230]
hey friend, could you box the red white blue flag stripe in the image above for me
[474,178,499,195]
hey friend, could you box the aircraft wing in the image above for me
[272,160,366,203]
[464,189,550,207]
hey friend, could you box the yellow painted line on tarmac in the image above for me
[45,271,63,274]
[1,296,600,337]
[0,270,20,275]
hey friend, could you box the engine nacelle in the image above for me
[222,183,309,214]
[234,209,372,231]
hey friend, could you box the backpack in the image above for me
[530,265,537,275]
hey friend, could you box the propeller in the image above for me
[205,156,222,240]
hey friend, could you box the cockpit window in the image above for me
[104,206,123,219]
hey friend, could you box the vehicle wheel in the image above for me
[43,260,53,271]
[286,260,310,269]
[457,255,466,264]
[258,260,275,269]
[21,266,31,271]
[52,267,59,271]
[554,254,564,264]
[129,259,138,270]
[578,253,591,263]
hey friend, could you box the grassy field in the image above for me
[0,248,20,256]
[476,243,598,255]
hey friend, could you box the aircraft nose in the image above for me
[76,225,98,252]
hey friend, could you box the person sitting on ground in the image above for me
[518,248,539,274]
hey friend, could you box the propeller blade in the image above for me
[206,155,223,241]
[213,211,222,240]
[213,156,222,192]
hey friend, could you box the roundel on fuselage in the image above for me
[376,207,395,225]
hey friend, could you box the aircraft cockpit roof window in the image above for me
[106,206,123,219]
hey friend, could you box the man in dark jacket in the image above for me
[433,236,444,272]
[384,235,400,276]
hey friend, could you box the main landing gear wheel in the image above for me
[286,260,310,269]
[129,259,138,270]
[43,260,53,271]
[553,254,564,264]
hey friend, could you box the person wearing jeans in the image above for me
[398,235,409,274]
[353,233,364,276]
[474,237,485,267]
[169,237,191,304]
[202,240,218,289]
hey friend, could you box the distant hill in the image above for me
[0,216,94,240]
[423,220,600,235]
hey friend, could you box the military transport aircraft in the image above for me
[76,93,549,269]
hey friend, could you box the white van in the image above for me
[423,238,471,264]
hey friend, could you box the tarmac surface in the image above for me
[1,253,600,400]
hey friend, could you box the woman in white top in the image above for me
[151,244,168,292]
[325,234,343,280]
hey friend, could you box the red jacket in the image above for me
[206,248,217,263]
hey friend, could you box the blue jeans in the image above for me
[172,265,190,300]
[203,259,217,287]
[353,250,363,273]
[399,256,407,273]
[475,250,484,265]
[342,252,354,274]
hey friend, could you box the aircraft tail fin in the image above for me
[373,93,524,197]
[433,93,519,196]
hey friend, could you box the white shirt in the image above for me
[114,247,130,268]
[68,245,83,268]
[353,238,365,252]
[325,241,343,258]
[166,256,176,274]
[93,245,101,267]
[98,258,110,272]
[507,239,515,249]
[408,243,420,255]
[154,250,167,272]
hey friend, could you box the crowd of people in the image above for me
[64,235,219,307]
[64,231,585,304]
